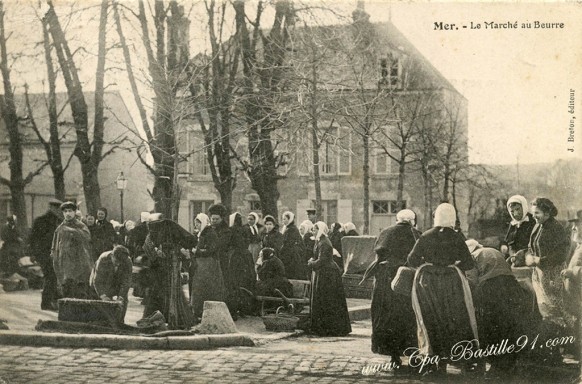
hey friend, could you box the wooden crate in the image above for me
[58,298,122,326]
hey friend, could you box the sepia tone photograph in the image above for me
[0,0,580,383]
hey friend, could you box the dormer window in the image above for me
[380,55,401,88]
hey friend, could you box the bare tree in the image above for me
[43,0,109,215]
[185,0,241,211]
[113,0,191,219]
[0,1,49,232]
[232,0,295,217]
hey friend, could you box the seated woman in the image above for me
[465,239,541,379]
[308,222,351,337]
[255,247,293,298]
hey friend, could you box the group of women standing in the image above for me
[252,211,352,337]
[187,205,351,337]
[367,197,573,378]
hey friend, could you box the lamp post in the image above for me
[116,172,128,222]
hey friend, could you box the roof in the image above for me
[0,90,138,146]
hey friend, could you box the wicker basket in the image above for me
[262,307,300,332]
[58,298,122,326]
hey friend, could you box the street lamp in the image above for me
[116,172,128,222]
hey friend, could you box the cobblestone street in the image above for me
[0,322,580,384]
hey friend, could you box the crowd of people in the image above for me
[367,197,580,379]
[0,200,359,336]
[1,194,580,378]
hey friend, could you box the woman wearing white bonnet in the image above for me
[308,221,352,337]
[501,195,535,259]
[407,203,477,376]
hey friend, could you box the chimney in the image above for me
[352,1,370,23]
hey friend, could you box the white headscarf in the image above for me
[195,213,210,238]
[229,212,241,227]
[248,212,260,235]
[344,222,356,233]
[281,211,295,234]
[396,209,416,224]
[507,195,530,227]
[433,203,456,229]
[314,221,329,241]
[140,212,151,223]
[299,220,314,237]
[465,239,482,254]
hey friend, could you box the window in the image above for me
[320,200,338,224]
[176,128,190,178]
[249,200,261,211]
[372,200,406,215]
[380,55,401,88]
[321,126,351,176]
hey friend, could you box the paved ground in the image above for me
[0,289,580,383]
[0,320,580,384]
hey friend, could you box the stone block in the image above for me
[195,301,237,334]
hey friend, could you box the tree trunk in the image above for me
[0,2,27,232]
[362,133,370,234]
[396,149,406,210]
[42,18,66,200]
[45,2,102,214]
[234,0,290,219]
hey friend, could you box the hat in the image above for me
[208,203,227,217]
[59,201,77,211]
[48,198,63,206]
[568,210,582,223]
[306,209,316,215]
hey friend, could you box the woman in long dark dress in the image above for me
[228,212,257,316]
[363,209,419,367]
[527,197,571,322]
[190,213,226,320]
[279,211,306,279]
[308,221,352,337]
[407,203,477,376]
[299,220,315,280]
[261,216,284,257]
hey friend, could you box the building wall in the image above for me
[0,91,154,226]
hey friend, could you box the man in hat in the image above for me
[51,201,94,299]
[30,198,63,310]
[307,209,317,224]
[561,210,582,357]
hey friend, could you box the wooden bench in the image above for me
[255,279,311,316]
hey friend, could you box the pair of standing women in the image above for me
[190,207,256,320]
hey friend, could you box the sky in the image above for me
[4,0,582,166]
[326,1,582,165]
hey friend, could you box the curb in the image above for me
[0,331,254,350]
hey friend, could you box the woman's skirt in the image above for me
[310,265,352,337]
[411,264,478,358]
[190,257,226,318]
[371,265,416,356]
